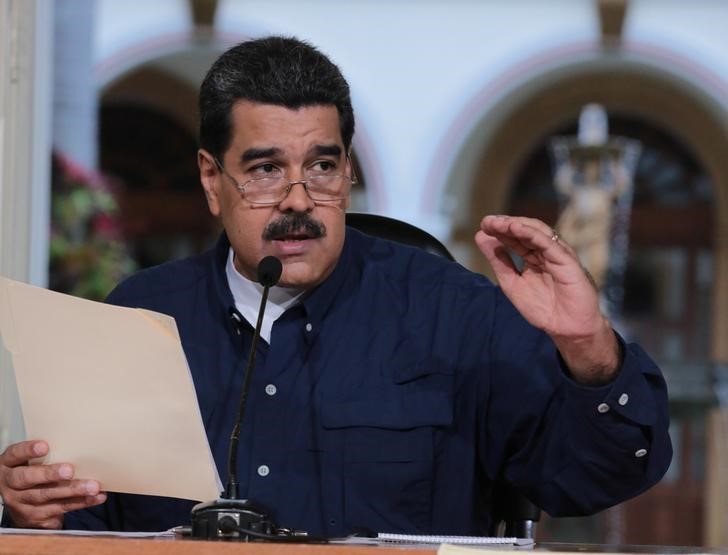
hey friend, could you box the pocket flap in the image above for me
[321,390,453,430]
[392,358,453,384]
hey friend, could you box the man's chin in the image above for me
[278,261,329,290]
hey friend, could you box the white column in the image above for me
[0,0,53,450]
[53,0,96,169]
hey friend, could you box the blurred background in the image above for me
[1,0,727,546]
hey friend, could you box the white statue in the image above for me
[552,104,633,290]
[554,155,630,289]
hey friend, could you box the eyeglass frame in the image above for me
[212,155,358,206]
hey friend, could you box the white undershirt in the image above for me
[225,249,303,343]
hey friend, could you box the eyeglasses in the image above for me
[213,157,357,206]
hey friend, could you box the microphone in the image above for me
[257,256,283,288]
[191,256,283,541]
[226,255,282,499]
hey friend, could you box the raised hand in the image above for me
[475,214,619,385]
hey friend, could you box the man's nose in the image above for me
[278,180,314,212]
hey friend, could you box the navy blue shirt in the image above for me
[63,228,671,536]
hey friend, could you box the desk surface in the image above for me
[1,534,431,555]
[0,534,726,555]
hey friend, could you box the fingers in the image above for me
[1,440,106,529]
[481,214,552,237]
[22,493,107,519]
[1,440,48,467]
[5,491,107,530]
[3,457,102,504]
[481,215,553,248]
[5,463,75,490]
[479,215,575,262]
[13,478,102,505]
[33,517,64,530]
[474,229,518,275]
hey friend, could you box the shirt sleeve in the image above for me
[0,498,12,527]
[482,289,672,517]
[63,497,115,531]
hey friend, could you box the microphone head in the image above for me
[257,256,283,287]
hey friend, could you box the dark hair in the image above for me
[199,36,355,158]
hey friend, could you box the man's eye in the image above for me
[311,161,336,173]
[251,163,280,176]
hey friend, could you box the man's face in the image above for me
[199,101,350,289]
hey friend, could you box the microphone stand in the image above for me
[191,257,282,541]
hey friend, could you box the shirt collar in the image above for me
[225,248,303,343]
[210,229,361,336]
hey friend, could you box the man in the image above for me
[0,36,671,536]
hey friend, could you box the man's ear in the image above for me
[343,154,353,210]
[198,149,222,216]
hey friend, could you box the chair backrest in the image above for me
[345,212,454,261]
[345,212,541,539]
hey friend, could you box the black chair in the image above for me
[345,212,541,539]
[345,212,454,261]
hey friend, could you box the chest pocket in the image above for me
[320,359,453,532]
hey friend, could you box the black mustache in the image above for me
[263,213,326,240]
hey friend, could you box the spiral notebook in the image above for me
[378,533,533,545]
[335,533,533,547]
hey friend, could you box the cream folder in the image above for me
[0,276,222,502]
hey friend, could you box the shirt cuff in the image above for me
[560,333,662,427]
[0,496,13,528]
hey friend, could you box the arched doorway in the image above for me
[444,57,728,545]
[512,114,713,545]
[100,64,220,268]
[446,54,728,361]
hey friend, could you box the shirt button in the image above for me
[257,465,270,477]
[265,384,277,396]
[597,403,610,414]
[305,322,313,332]
[618,393,629,406]
[635,449,647,458]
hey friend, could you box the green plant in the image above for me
[49,153,136,300]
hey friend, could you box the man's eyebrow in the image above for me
[310,144,342,157]
[241,147,282,162]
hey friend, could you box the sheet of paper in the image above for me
[0,527,174,538]
[0,276,222,502]
[438,544,534,554]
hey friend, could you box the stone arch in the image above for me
[433,41,728,362]
[94,32,383,212]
